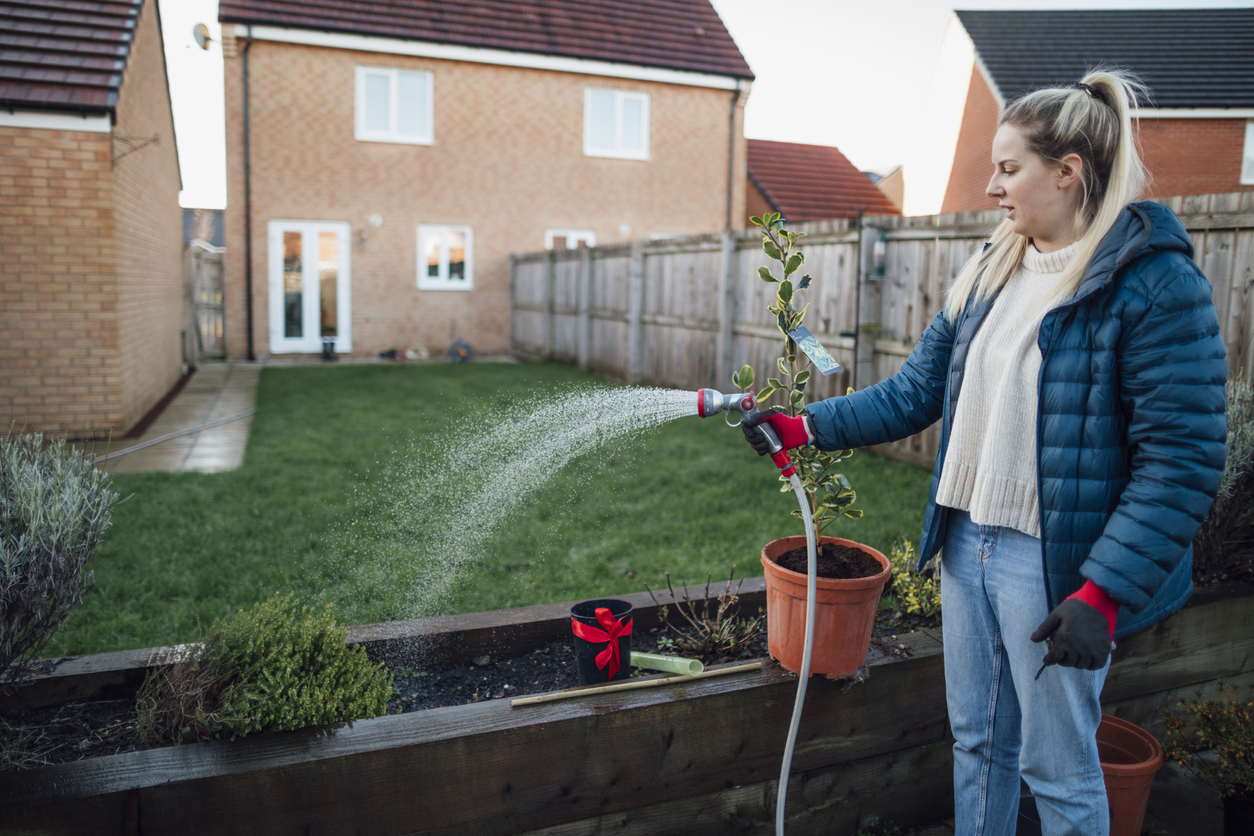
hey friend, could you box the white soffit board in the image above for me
[235,24,741,90]
[1132,109,1254,119]
[0,110,111,132]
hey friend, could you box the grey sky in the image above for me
[164,1,1251,209]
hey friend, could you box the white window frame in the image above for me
[583,88,650,160]
[545,229,597,250]
[1242,121,1254,186]
[355,66,434,145]
[267,220,353,355]
[417,225,474,291]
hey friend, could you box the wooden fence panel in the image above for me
[511,192,1254,464]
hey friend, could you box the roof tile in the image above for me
[219,0,753,79]
[748,139,900,222]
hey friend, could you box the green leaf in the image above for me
[784,253,803,276]
[758,266,778,284]
[797,274,813,290]
[793,378,807,392]
[749,215,763,228]
[778,280,793,306]
[777,311,789,332]
[795,370,811,385]
[789,390,804,405]
[777,356,789,375]
[767,377,784,390]
[756,385,778,401]
[763,240,782,261]
[733,364,754,390]
[845,510,864,519]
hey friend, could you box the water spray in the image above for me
[696,388,817,836]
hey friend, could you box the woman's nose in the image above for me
[986,176,1002,200]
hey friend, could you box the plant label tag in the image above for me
[787,326,842,376]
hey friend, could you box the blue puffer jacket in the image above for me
[807,202,1227,639]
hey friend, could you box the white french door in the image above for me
[268,220,352,354]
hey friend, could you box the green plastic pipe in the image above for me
[629,651,703,676]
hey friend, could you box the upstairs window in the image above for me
[418,225,473,291]
[356,66,433,145]
[584,89,650,160]
[1243,121,1254,186]
[545,229,596,250]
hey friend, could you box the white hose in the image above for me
[776,473,817,836]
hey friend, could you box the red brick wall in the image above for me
[745,176,774,225]
[221,31,748,359]
[1139,118,1254,198]
[941,66,999,214]
[0,0,182,438]
[0,127,119,436]
[111,0,185,428]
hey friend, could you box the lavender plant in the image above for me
[734,212,861,544]
[1,434,117,687]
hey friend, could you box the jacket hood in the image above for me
[1074,201,1194,299]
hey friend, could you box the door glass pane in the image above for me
[283,231,303,338]
[319,232,338,337]
[424,230,442,280]
[448,230,466,281]
[365,73,391,133]
[551,235,567,250]
[621,97,643,152]
[589,90,615,151]
[397,72,428,138]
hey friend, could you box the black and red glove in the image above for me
[1030,581,1119,671]
[741,412,815,456]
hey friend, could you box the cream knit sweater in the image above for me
[935,241,1079,537]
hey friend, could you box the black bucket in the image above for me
[570,599,633,685]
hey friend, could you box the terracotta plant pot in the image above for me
[760,535,891,679]
[1097,713,1164,836]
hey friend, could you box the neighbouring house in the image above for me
[0,0,185,438]
[217,0,754,361]
[905,7,1254,215]
[745,139,900,225]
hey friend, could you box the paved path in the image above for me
[83,363,260,474]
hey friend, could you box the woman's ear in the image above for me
[1056,154,1084,189]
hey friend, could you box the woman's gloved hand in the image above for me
[741,412,815,455]
[1030,581,1118,671]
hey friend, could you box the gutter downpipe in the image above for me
[242,25,256,361]
[726,79,742,231]
[852,207,863,391]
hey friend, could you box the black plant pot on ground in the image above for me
[1225,790,1254,836]
[570,599,633,685]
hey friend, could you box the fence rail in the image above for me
[511,191,1254,467]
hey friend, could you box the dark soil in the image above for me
[1,605,941,770]
[775,542,883,579]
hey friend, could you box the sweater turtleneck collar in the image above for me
[1024,240,1080,274]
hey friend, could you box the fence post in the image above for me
[508,254,517,357]
[578,247,593,370]
[716,231,737,388]
[545,249,557,360]
[627,241,645,384]
[855,223,881,392]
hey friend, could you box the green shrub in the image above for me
[888,539,941,620]
[137,593,391,745]
[1,434,117,686]
[1161,680,1254,799]
[1193,377,1254,583]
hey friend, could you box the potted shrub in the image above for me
[740,213,891,679]
[1160,680,1254,835]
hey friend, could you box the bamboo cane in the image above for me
[509,661,762,707]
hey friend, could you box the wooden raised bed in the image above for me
[2,580,1251,836]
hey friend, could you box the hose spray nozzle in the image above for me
[695,388,798,478]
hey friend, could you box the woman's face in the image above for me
[986,124,1082,252]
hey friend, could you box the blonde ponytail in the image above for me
[944,69,1150,322]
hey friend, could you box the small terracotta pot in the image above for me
[760,535,891,679]
[1097,713,1164,836]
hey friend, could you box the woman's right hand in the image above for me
[741,412,813,455]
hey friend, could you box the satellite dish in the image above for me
[193,23,212,50]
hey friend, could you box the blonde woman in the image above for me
[746,70,1227,834]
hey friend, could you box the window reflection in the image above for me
[319,232,338,338]
[425,231,441,279]
[283,231,302,338]
[448,230,466,281]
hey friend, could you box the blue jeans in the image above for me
[941,509,1109,836]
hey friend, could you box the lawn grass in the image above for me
[49,361,932,656]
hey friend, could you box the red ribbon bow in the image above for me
[570,607,633,680]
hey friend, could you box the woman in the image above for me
[746,70,1227,835]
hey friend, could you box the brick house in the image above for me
[745,139,900,224]
[217,0,754,361]
[907,8,1254,215]
[0,0,185,438]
